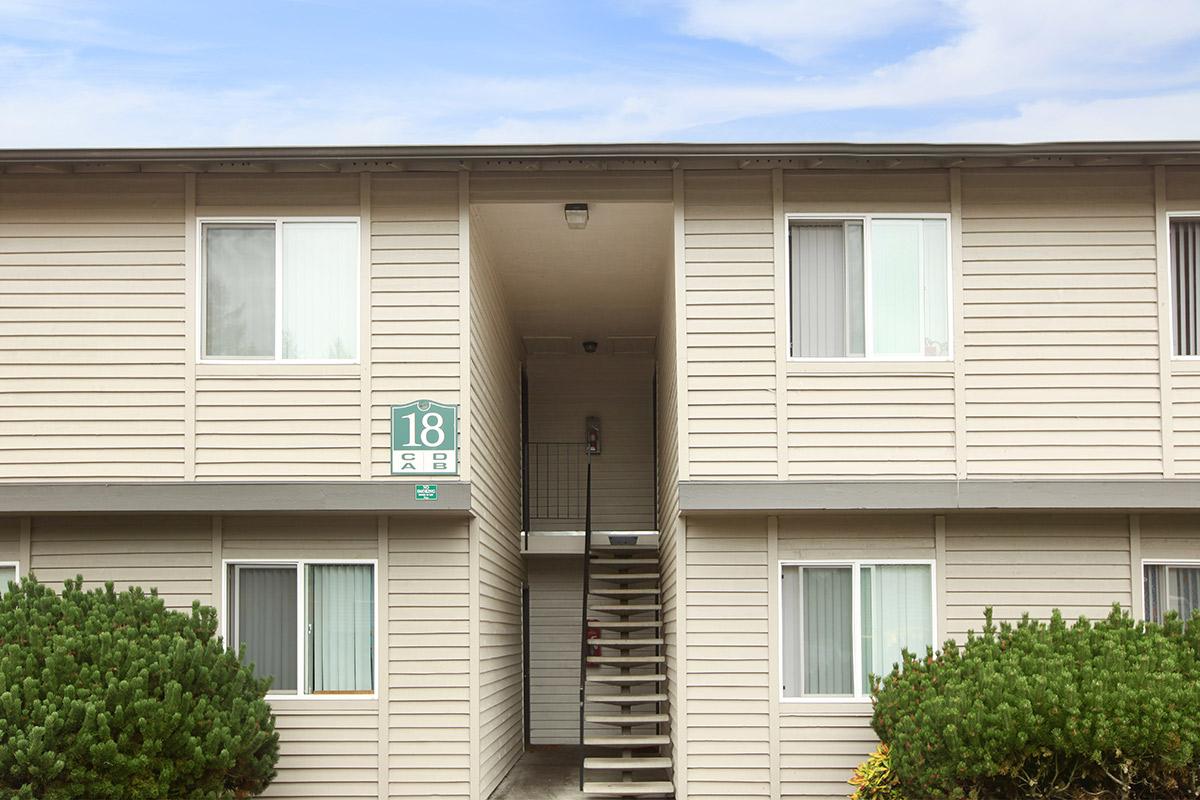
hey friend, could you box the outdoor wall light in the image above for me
[582,340,598,353]
[564,202,589,229]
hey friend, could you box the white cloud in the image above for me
[671,0,940,62]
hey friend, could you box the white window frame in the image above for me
[1140,558,1200,622]
[779,558,937,704]
[220,558,378,701]
[1166,212,1200,361]
[785,212,954,362]
[197,216,362,365]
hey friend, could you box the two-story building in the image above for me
[1,141,1199,800]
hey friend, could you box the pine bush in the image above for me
[0,576,278,799]
[871,606,1200,800]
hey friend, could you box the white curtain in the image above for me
[922,219,950,356]
[870,220,922,356]
[0,565,15,594]
[204,224,275,358]
[1146,565,1165,623]
[308,564,374,693]
[281,222,357,360]
[861,564,932,692]
[235,566,297,692]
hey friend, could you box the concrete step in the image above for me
[584,734,670,748]
[591,587,661,597]
[590,604,661,614]
[587,693,667,704]
[588,655,665,665]
[587,674,665,685]
[586,713,669,725]
[582,781,674,796]
[590,572,661,581]
[594,638,663,648]
[584,757,671,770]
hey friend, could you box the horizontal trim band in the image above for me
[678,479,1200,513]
[0,481,472,514]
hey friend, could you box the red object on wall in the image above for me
[587,620,601,665]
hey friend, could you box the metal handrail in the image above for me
[577,453,592,790]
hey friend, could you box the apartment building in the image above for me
[1,141,1199,800]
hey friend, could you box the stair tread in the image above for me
[591,588,661,597]
[591,558,658,566]
[591,604,662,612]
[594,638,663,647]
[591,544,657,550]
[586,714,669,724]
[582,781,674,796]
[590,572,661,581]
[588,656,665,664]
[588,693,667,704]
[591,620,661,629]
[584,757,671,770]
[584,734,670,747]
[587,674,665,684]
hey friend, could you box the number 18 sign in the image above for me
[391,401,458,475]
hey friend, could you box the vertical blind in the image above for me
[204,224,276,358]
[791,223,864,358]
[234,566,298,693]
[1173,218,1200,357]
[0,565,15,594]
[1145,564,1200,623]
[307,564,374,693]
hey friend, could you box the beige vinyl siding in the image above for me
[656,261,683,777]
[1174,372,1200,474]
[960,168,1163,477]
[944,513,1132,640]
[29,514,210,610]
[527,554,583,744]
[526,355,656,531]
[684,516,772,798]
[777,514,936,798]
[1139,513,1200,560]
[0,174,187,480]
[194,375,362,479]
[370,173,463,477]
[469,234,524,796]
[221,514,379,799]
[683,171,779,479]
[0,517,19,564]
[386,516,472,799]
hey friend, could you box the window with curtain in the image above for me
[1172,217,1200,357]
[1145,563,1200,624]
[202,219,358,361]
[227,561,375,697]
[0,564,16,594]
[789,217,950,360]
[782,561,933,698]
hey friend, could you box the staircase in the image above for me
[578,537,674,798]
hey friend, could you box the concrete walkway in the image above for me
[490,747,586,800]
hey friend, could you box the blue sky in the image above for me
[2,0,1200,146]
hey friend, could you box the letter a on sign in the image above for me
[391,401,458,475]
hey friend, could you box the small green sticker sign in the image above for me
[391,400,459,475]
[416,484,438,501]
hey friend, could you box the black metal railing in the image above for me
[527,441,588,523]
[577,453,593,790]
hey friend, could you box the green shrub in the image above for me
[849,743,906,800]
[871,606,1200,800]
[0,576,278,799]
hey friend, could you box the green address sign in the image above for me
[391,401,458,476]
